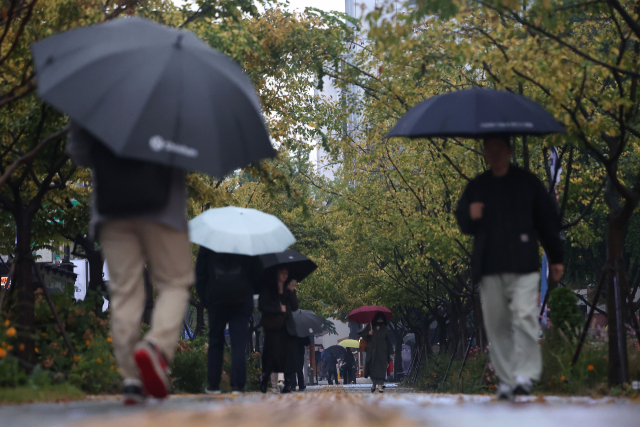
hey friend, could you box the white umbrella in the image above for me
[189,206,295,256]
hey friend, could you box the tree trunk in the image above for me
[606,211,630,385]
[14,212,36,364]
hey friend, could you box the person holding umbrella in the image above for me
[388,87,567,400]
[190,206,296,394]
[323,351,339,385]
[258,268,299,393]
[361,312,393,393]
[35,17,277,404]
[455,135,564,399]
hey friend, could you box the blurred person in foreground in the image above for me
[290,335,310,391]
[67,124,193,404]
[455,135,564,400]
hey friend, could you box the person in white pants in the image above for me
[455,136,564,400]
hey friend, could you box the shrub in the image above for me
[171,337,208,393]
[548,287,583,337]
[68,334,120,394]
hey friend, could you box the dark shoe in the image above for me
[260,377,268,394]
[513,376,532,396]
[378,389,384,393]
[281,385,292,394]
[298,386,306,392]
[133,340,170,399]
[371,386,376,393]
[496,383,514,401]
[122,379,145,406]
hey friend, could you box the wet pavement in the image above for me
[1,385,639,427]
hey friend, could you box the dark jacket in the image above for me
[363,324,392,380]
[258,286,299,336]
[343,348,356,368]
[195,248,260,305]
[455,165,563,283]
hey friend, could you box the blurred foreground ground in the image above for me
[1,384,638,427]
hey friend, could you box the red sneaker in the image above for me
[134,341,170,399]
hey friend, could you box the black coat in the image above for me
[195,248,260,305]
[258,286,299,374]
[363,324,392,380]
[455,165,563,283]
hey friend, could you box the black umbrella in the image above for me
[321,345,347,360]
[292,309,329,337]
[259,250,317,282]
[386,87,565,139]
[31,17,274,178]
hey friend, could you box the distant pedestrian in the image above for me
[362,312,393,393]
[343,349,356,385]
[455,135,564,400]
[67,124,194,404]
[290,336,310,391]
[195,248,260,394]
[258,268,299,393]
[324,353,338,385]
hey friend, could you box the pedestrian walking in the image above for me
[362,311,393,393]
[67,124,194,404]
[343,349,356,385]
[258,268,299,394]
[195,248,260,394]
[324,352,338,385]
[290,336,311,391]
[455,135,564,400]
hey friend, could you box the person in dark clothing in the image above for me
[290,336,310,391]
[258,267,299,394]
[195,248,260,394]
[324,353,338,385]
[455,136,564,400]
[362,312,393,393]
[343,350,356,385]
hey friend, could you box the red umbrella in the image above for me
[348,305,393,324]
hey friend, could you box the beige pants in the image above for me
[100,220,194,380]
[480,272,541,386]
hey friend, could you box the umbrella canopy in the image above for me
[292,309,329,337]
[348,305,393,324]
[189,207,295,256]
[403,333,416,347]
[386,87,566,139]
[32,17,274,178]
[321,345,347,360]
[259,250,317,283]
[339,339,360,349]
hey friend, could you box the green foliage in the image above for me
[0,383,84,404]
[0,357,29,388]
[171,337,208,393]
[68,334,120,395]
[548,287,584,337]
[412,350,495,394]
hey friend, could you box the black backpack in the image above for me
[206,253,255,305]
[78,127,172,216]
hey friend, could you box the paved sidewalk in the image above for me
[1,386,638,427]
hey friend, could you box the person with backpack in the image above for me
[258,267,299,393]
[195,247,260,394]
[67,124,194,404]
